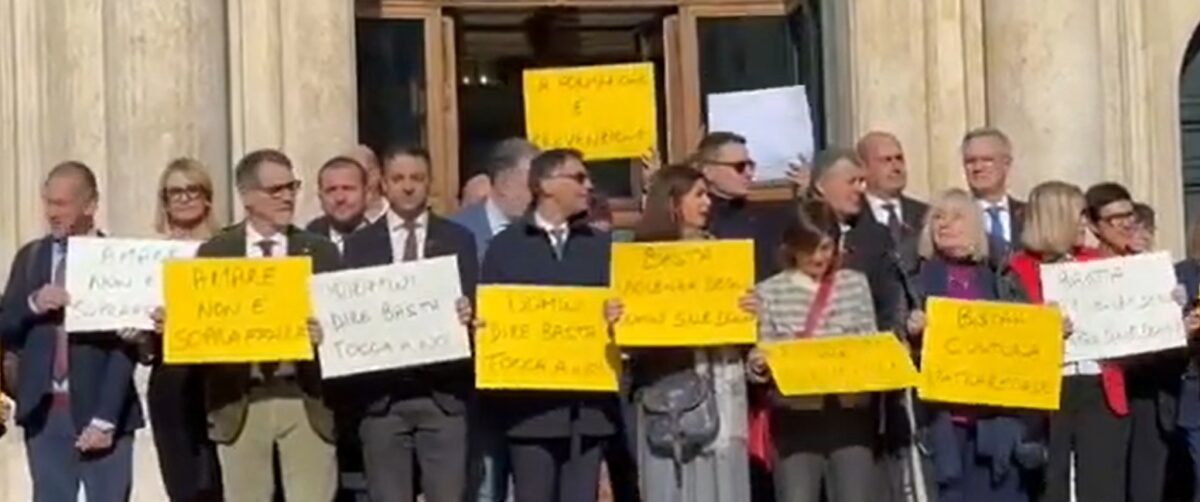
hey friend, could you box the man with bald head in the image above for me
[349,144,390,223]
[856,131,928,275]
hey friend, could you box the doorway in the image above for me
[452,7,672,207]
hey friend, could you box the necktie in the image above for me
[256,239,276,258]
[882,202,903,245]
[549,228,567,260]
[52,242,68,384]
[401,219,419,262]
[986,206,1007,243]
[256,239,278,379]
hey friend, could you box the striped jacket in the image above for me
[756,268,878,409]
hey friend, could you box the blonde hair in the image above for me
[917,188,989,262]
[1020,180,1085,257]
[155,157,218,236]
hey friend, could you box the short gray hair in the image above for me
[485,138,540,181]
[917,188,990,262]
[960,127,1012,154]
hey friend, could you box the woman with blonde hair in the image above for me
[904,188,1040,502]
[145,157,223,501]
[1004,181,1122,502]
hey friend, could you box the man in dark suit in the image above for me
[962,127,1027,250]
[452,138,538,265]
[340,146,478,502]
[480,148,621,502]
[307,156,369,252]
[0,161,143,502]
[694,131,792,282]
[856,131,929,277]
[450,138,537,502]
[199,149,340,502]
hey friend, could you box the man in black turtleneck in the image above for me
[694,132,792,283]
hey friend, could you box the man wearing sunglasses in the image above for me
[694,131,789,282]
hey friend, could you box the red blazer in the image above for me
[1008,248,1129,416]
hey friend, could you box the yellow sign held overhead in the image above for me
[163,257,314,364]
[476,286,620,392]
[612,240,756,347]
[523,62,657,160]
[760,333,919,396]
[919,297,1064,410]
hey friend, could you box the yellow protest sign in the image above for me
[919,297,1064,410]
[476,286,620,392]
[523,62,657,160]
[163,257,314,364]
[760,333,918,395]
[612,240,755,347]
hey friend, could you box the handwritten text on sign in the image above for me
[919,298,1064,410]
[612,240,755,347]
[1041,251,1186,362]
[760,333,918,396]
[476,286,619,392]
[64,237,200,332]
[311,257,470,379]
[163,257,314,364]
[523,62,657,160]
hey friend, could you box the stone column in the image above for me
[103,0,231,235]
[823,0,985,201]
[229,0,358,223]
[983,0,1106,197]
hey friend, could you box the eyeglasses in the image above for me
[551,172,590,184]
[258,180,302,198]
[704,159,756,173]
[162,184,208,202]
[1099,210,1137,226]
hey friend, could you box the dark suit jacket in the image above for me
[480,217,620,439]
[861,194,929,276]
[339,213,478,416]
[306,216,333,239]
[0,236,143,434]
[197,223,340,443]
[451,201,495,264]
[842,218,905,332]
[1008,197,1027,247]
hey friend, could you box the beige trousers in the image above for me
[217,389,337,502]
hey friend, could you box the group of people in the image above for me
[2,124,1200,502]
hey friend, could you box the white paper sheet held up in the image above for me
[311,256,471,379]
[64,237,200,332]
[1040,251,1186,362]
[706,85,815,182]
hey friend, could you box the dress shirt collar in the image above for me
[246,224,285,246]
[977,196,1010,212]
[387,209,429,231]
[533,211,569,236]
[484,197,512,236]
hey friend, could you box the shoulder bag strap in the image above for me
[797,274,837,339]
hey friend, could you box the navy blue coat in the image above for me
[0,236,143,434]
[479,216,621,439]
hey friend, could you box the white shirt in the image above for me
[1062,360,1103,376]
[387,210,429,262]
[329,220,367,253]
[866,193,902,226]
[977,197,1013,242]
[484,198,512,237]
[246,225,287,258]
[534,211,569,250]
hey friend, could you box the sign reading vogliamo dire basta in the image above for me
[310,256,471,379]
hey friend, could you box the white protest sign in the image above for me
[1041,251,1186,362]
[707,85,815,183]
[65,237,200,332]
[311,256,470,379]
